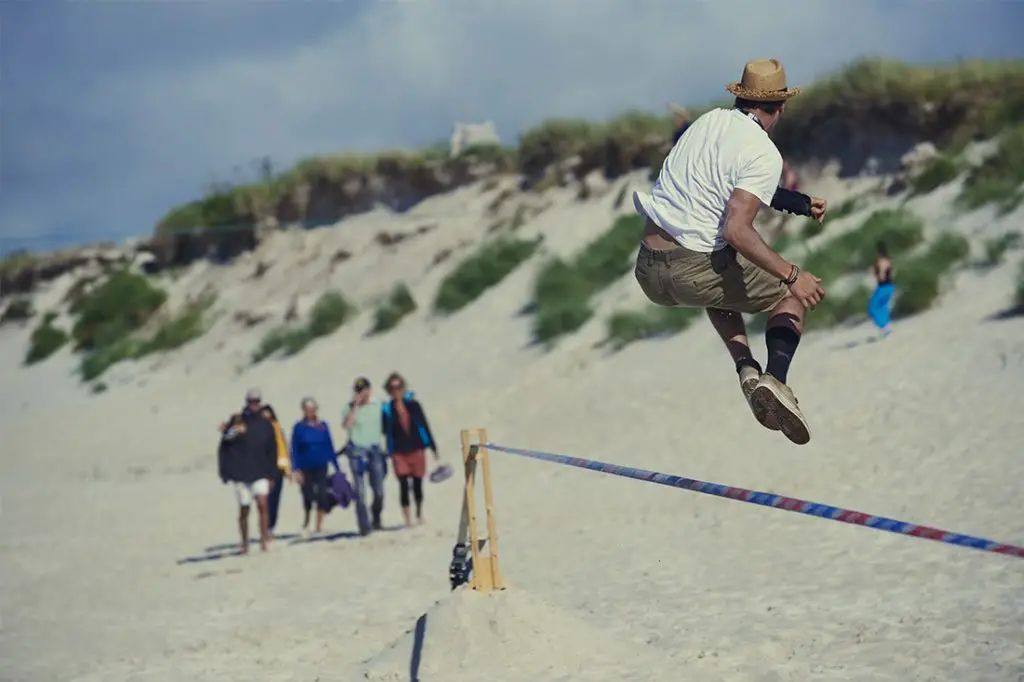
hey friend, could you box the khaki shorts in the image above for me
[634,242,788,315]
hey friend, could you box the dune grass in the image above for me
[24,312,69,365]
[891,232,970,319]
[137,293,218,355]
[909,154,962,196]
[604,306,702,350]
[252,290,354,363]
[957,126,1024,214]
[371,282,417,334]
[433,236,541,315]
[75,289,218,380]
[146,60,1024,250]
[0,296,33,324]
[531,214,644,345]
[979,231,1022,268]
[70,269,167,352]
[804,208,925,284]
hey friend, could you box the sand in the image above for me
[2,164,1024,682]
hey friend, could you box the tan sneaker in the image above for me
[749,374,811,445]
[739,366,778,431]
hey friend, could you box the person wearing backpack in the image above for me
[341,377,387,534]
[381,372,438,527]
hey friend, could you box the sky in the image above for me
[2,0,1023,253]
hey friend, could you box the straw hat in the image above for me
[725,58,801,101]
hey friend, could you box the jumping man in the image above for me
[632,58,828,445]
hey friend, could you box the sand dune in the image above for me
[2,159,1024,681]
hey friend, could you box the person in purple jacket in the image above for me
[290,396,336,538]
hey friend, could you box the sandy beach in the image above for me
[2,164,1024,681]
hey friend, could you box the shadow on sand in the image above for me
[410,612,428,682]
[178,526,408,564]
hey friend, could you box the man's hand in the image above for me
[809,197,827,223]
[292,471,303,485]
[788,270,825,309]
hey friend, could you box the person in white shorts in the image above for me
[218,395,279,554]
[233,478,271,507]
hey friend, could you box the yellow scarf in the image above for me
[269,418,291,476]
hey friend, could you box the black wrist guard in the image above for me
[770,188,812,216]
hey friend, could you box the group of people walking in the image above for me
[216,372,443,554]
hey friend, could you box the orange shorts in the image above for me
[392,449,426,479]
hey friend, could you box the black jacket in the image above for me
[382,396,436,454]
[218,413,278,484]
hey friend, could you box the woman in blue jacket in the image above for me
[290,396,336,537]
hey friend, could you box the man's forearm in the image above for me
[724,221,793,281]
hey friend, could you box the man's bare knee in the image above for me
[767,296,805,333]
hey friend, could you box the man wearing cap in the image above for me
[633,58,828,445]
[218,388,279,553]
[341,377,387,533]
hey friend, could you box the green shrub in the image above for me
[530,214,644,344]
[0,250,36,278]
[573,215,644,288]
[532,291,594,345]
[605,306,702,350]
[0,296,34,324]
[892,232,970,319]
[958,126,1024,214]
[252,325,313,363]
[71,269,167,351]
[371,283,417,334]
[803,285,873,331]
[434,236,541,314]
[804,208,924,282]
[137,293,217,355]
[24,318,69,365]
[80,337,143,381]
[307,291,354,338]
[822,196,863,225]
[910,154,961,195]
[980,231,1022,267]
[251,290,353,362]
[799,220,825,240]
[772,231,795,253]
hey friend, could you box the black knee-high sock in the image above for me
[765,326,801,384]
[735,356,763,375]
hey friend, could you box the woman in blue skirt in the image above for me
[868,241,895,337]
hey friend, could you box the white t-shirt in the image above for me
[633,108,783,253]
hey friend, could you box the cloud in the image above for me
[2,0,1022,250]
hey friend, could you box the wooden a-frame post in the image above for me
[460,428,505,591]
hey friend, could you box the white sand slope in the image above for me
[1,160,1024,682]
[359,587,677,682]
